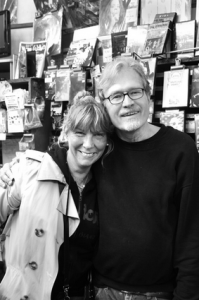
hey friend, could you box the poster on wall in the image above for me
[33,6,63,56]
[33,0,99,29]
[15,41,47,79]
[0,0,18,23]
[99,0,139,36]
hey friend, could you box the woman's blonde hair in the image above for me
[59,91,113,159]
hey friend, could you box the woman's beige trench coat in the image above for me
[0,150,80,300]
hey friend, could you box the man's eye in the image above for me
[130,91,139,95]
[112,93,122,100]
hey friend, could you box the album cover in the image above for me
[69,70,87,105]
[143,21,171,55]
[160,110,185,132]
[99,0,139,36]
[190,68,199,107]
[162,68,189,108]
[127,25,148,56]
[97,35,112,66]
[173,20,196,58]
[138,57,157,96]
[66,38,97,68]
[111,31,127,57]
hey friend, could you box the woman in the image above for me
[0,93,113,300]
[99,0,126,35]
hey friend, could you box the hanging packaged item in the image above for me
[19,134,35,151]
[69,68,87,105]
[4,94,24,134]
[0,109,7,134]
[24,104,43,131]
[55,63,71,102]
[44,59,58,101]
[15,41,47,79]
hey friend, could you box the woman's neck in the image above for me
[67,155,91,186]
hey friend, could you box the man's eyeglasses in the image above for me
[103,88,145,105]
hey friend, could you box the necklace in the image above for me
[73,172,90,191]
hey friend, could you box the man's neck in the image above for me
[116,123,160,143]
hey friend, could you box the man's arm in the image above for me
[173,143,199,300]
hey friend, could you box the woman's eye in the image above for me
[75,131,84,136]
[95,132,105,137]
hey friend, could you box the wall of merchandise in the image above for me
[1,0,199,161]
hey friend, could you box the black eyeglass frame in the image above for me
[103,88,145,105]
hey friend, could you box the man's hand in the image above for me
[0,158,18,188]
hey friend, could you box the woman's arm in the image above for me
[0,157,19,188]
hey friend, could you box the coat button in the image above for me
[35,228,44,237]
[29,261,38,270]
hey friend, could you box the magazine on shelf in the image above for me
[111,31,127,58]
[190,68,199,107]
[69,70,87,105]
[137,57,157,96]
[143,21,172,56]
[162,68,189,108]
[99,0,139,36]
[185,113,196,134]
[159,110,185,132]
[97,35,112,66]
[66,38,97,68]
[194,25,199,56]
[153,12,177,24]
[194,114,199,152]
[127,25,148,56]
[140,0,158,25]
[153,12,177,53]
[15,41,47,79]
[173,20,196,58]
[171,0,192,22]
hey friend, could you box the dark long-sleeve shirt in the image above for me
[93,125,199,300]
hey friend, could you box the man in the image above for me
[1,57,199,300]
[92,57,199,300]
